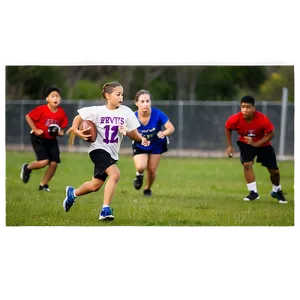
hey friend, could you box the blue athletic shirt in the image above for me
[134,107,169,150]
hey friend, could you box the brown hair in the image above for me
[101,82,122,99]
[134,89,152,102]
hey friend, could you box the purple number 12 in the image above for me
[103,125,119,144]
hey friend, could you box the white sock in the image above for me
[272,184,281,192]
[136,172,143,176]
[73,190,77,198]
[247,182,257,193]
[103,204,110,208]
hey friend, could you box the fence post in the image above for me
[278,87,288,161]
[178,100,184,154]
[20,100,25,151]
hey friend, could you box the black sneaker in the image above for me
[143,189,152,196]
[243,191,260,201]
[38,184,50,192]
[20,163,31,183]
[134,174,144,190]
[270,190,288,204]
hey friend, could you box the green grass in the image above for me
[5,151,294,226]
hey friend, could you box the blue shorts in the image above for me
[132,140,168,156]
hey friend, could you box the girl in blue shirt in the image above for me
[132,90,175,196]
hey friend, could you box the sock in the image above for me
[272,184,281,192]
[103,204,110,208]
[247,182,257,193]
[73,190,77,198]
[136,172,143,176]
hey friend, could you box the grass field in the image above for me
[5,151,294,226]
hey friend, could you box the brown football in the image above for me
[79,120,97,143]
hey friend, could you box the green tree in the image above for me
[70,79,102,100]
[260,66,294,101]
[6,66,68,100]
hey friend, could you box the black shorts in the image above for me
[89,149,118,182]
[30,133,60,163]
[237,141,278,170]
[132,140,168,156]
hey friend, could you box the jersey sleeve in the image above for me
[60,109,69,129]
[77,106,97,123]
[27,106,42,122]
[126,108,140,131]
[261,115,274,133]
[225,115,235,130]
[158,110,169,125]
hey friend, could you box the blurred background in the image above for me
[5,65,294,158]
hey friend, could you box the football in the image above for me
[48,124,60,137]
[79,120,97,143]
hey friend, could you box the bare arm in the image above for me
[225,128,232,147]
[225,127,234,158]
[25,114,37,131]
[126,129,150,146]
[244,131,274,147]
[163,120,175,136]
[25,114,44,135]
[66,115,91,140]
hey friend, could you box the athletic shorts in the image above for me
[237,141,278,170]
[30,133,60,163]
[132,140,168,156]
[89,149,118,182]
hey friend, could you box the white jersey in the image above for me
[78,105,140,160]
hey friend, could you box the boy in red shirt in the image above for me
[225,95,287,203]
[20,87,68,191]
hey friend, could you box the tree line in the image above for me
[6,65,294,101]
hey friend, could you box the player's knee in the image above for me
[49,161,58,168]
[147,166,157,175]
[39,160,49,167]
[136,165,146,173]
[90,181,102,192]
[110,170,121,183]
[243,162,253,170]
[269,169,280,176]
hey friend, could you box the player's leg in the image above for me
[63,176,105,212]
[39,140,60,191]
[237,141,259,201]
[97,164,121,221]
[63,149,117,219]
[20,134,49,184]
[143,154,162,196]
[133,152,148,190]
[143,140,168,196]
[258,146,287,203]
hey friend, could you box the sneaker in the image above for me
[99,207,114,221]
[134,174,144,190]
[270,190,288,204]
[143,189,152,197]
[63,186,76,212]
[243,191,260,201]
[39,184,50,192]
[20,163,31,183]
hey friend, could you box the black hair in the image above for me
[45,86,61,97]
[240,95,255,106]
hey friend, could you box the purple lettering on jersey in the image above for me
[103,125,119,144]
[100,116,125,125]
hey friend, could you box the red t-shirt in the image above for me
[27,105,68,139]
[225,111,274,146]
